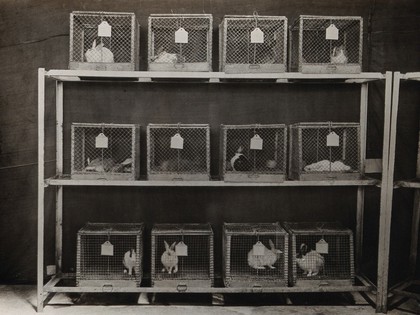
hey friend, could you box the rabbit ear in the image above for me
[92,39,96,49]
[170,242,176,250]
[300,243,307,254]
[269,239,275,250]
[164,241,169,251]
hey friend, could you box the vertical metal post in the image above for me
[376,71,396,313]
[356,83,368,271]
[37,68,46,312]
[56,81,64,274]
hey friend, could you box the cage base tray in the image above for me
[223,64,286,74]
[293,279,354,287]
[224,279,288,288]
[77,279,139,287]
[291,172,361,181]
[152,279,213,288]
[71,173,135,180]
[223,173,286,183]
[148,63,211,72]
[69,62,135,72]
[148,174,210,181]
[300,64,361,74]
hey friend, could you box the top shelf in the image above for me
[44,69,385,84]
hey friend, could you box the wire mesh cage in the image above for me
[283,222,354,287]
[220,124,287,182]
[289,122,361,181]
[223,223,288,288]
[147,124,210,180]
[69,11,139,71]
[289,15,363,74]
[148,14,212,71]
[71,123,140,180]
[219,15,288,73]
[151,223,214,289]
[76,223,144,287]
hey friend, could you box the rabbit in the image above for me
[230,146,251,172]
[123,249,136,276]
[330,45,348,64]
[85,39,114,63]
[247,239,283,270]
[85,157,115,173]
[161,241,178,274]
[296,243,325,276]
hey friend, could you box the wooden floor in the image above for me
[1,285,418,315]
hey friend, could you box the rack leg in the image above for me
[356,187,365,272]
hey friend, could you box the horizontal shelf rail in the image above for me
[44,274,373,294]
[44,69,385,83]
[45,177,380,187]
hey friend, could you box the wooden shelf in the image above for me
[45,177,380,187]
[44,69,385,83]
[395,179,420,189]
[44,273,373,294]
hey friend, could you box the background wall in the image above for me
[0,0,419,287]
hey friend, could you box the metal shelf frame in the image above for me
[37,69,393,312]
[388,72,420,306]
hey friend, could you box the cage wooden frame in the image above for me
[289,15,363,74]
[76,223,144,288]
[147,123,210,181]
[219,15,288,73]
[151,223,214,289]
[283,222,355,287]
[70,122,140,180]
[220,124,288,182]
[69,11,139,71]
[148,14,213,72]
[223,222,289,288]
[289,122,361,181]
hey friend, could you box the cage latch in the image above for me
[249,64,261,69]
[326,64,337,72]
[319,281,330,287]
[252,285,263,293]
[102,284,114,292]
[177,283,188,292]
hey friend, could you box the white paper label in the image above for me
[253,241,265,256]
[250,134,263,150]
[251,27,264,43]
[175,241,188,256]
[98,21,112,37]
[101,241,114,256]
[170,133,184,149]
[175,27,188,43]
[316,239,329,254]
[95,133,109,148]
[326,131,340,147]
[326,24,339,40]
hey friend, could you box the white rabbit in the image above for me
[123,249,136,276]
[296,243,325,276]
[247,239,283,270]
[331,45,348,64]
[161,241,178,274]
[85,39,114,63]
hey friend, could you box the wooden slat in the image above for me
[37,68,45,313]
[45,178,380,187]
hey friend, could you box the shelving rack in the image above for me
[38,69,392,312]
[388,72,420,306]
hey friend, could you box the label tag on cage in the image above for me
[98,21,112,37]
[95,133,109,148]
[316,239,329,254]
[175,241,188,256]
[250,134,263,150]
[170,133,184,149]
[101,241,114,256]
[326,24,339,40]
[326,131,340,147]
[251,27,264,43]
[175,27,188,43]
[253,241,266,256]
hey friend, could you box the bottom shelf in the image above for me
[44,273,373,294]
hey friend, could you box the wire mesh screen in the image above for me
[289,122,361,180]
[148,14,212,71]
[69,11,139,70]
[223,223,288,287]
[219,15,287,73]
[151,224,214,288]
[221,124,287,182]
[290,16,363,73]
[71,123,140,180]
[147,124,210,180]
[284,222,354,286]
[76,223,144,287]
